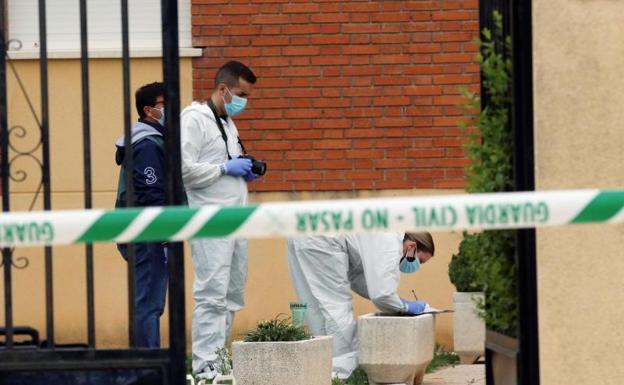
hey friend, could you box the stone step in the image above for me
[422,364,485,385]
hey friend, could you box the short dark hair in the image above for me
[214,61,257,89]
[135,82,164,119]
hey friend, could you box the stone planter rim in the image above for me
[232,335,331,345]
[485,329,518,358]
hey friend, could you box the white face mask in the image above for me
[149,106,165,126]
[154,107,165,126]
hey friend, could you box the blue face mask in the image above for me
[224,88,247,116]
[399,252,421,274]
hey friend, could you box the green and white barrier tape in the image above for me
[0,189,622,248]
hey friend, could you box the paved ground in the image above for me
[422,364,485,385]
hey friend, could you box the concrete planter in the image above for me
[486,330,518,385]
[453,292,485,364]
[232,335,332,385]
[358,313,435,385]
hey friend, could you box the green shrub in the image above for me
[460,11,513,195]
[472,230,517,336]
[453,10,518,336]
[243,316,311,342]
[448,232,483,292]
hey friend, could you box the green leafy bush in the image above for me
[452,10,518,336]
[448,232,482,292]
[243,316,311,342]
[472,230,517,336]
[461,11,513,195]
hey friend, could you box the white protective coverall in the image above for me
[287,232,406,379]
[180,101,248,373]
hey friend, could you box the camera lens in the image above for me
[252,160,267,176]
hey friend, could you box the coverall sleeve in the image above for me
[355,233,406,314]
[180,112,223,189]
[132,140,166,207]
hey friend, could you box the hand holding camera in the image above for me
[224,158,252,177]
[238,154,267,176]
[224,155,267,179]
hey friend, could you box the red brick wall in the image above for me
[191,0,479,192]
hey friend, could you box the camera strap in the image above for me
[207,98,246,160]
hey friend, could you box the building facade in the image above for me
[1,0,480,350]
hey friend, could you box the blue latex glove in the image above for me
[244,170,258,182]
[225,158,252,177]
[401,298,427,315]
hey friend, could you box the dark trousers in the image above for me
[118,242,168,348]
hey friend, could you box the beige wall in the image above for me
[534,1,624,384]
[0,58,461,351]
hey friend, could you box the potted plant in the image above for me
[448,232,485,364]
[232,316,332,385]
[457,10,519,384]
[213,347,236,384]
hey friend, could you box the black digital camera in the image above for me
[239,154,267,176]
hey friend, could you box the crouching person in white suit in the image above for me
[287,232,435,379]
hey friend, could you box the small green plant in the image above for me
[243,315,311,342]
[448,232,483,292]
[425,344,460,373]
[331,369,369,385]
[454,9,518,337]
[214,346,232,376]
[186,348,233,383]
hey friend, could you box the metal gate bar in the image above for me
[0,0,12,351]
[0,1,186,384]
[120,0,138,349]
[37,0,54,350]
[79,0,96,350]
[161,1,187,383]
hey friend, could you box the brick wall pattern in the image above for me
[191,0,480,192]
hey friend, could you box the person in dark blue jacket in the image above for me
[115,82,167,348]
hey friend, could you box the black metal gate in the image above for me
[479,1,539,384]
[0,1,186,384]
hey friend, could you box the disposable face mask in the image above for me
[399,249,421,274]
[224,88,247,116]
[157,107,165,126]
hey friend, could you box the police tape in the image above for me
[0,189,621,248]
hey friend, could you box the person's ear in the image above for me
[403,241,415,255]
[143,105,153,118]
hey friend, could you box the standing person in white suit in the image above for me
[287,232,435,379]
[180,61,259,380]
